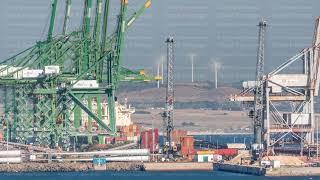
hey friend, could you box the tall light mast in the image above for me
[162,36,175,158]
[252,20,267,159]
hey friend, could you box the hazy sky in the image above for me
[0,0,320,83]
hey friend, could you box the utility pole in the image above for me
[252,20,267,161]
[162,36,175,159]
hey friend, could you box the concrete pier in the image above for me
[213,163,266,176]
[144,162,213,171]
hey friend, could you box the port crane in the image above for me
[0,0,157,149]
[162,37,175,158]
[230,17,320,157]
[251,20,267,160]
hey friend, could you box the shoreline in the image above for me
[0,162,144,173]
[2,161,320,177]
[186,132,252,136]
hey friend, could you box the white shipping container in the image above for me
[44,66,60,74]
[22,69,43,78]
[30,155,36,161]
[72,80,99,89]
[271,160,281,168]
[226,143,246,150]
[127,136,138,142]
[212,154,223,162]
[197,154,214,162]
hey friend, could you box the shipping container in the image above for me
[127,136,139,142]
[118,124,139,138]
[105,137,114,144]
[172,129,187,144]
[197,149,238,157]
[180,136,195,157]
[44,65,60,74]
[140,129,159,153]
[22,69,43,78]
[115,137,127,142]
[72,80,99,89]
[215,149,238,157]
[226,143,246,150]
[212,154,223,162]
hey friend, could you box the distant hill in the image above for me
[117,82,242,110]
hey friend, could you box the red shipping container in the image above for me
[180,136,195,157]
[172,130,187,144]
[140,129,159,153]
[105,137,114,144]
[215,149,238,157]
[115,137,127,142]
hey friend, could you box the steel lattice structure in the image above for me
[230,18,320,156]
[0,0,155,149]
[162,37,175,156]
[253,21,267,145]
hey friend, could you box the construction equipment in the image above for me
[230,17,320,157]
[0,0,156,150]
[162,37,175,159]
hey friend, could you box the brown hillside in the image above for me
[118,83,240,103]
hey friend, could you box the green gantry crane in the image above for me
[0,0,155,149]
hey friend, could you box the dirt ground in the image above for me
[132,109,252,133]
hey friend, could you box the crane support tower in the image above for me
[162,37,175,158]
[252,20,267,159]
[0,0,157,150]
[230,17,320,157]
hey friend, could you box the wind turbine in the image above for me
[189,54,196,83]
[210,58,221,88]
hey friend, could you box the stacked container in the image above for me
[105,137,128,144]
[180,136,195,161]
[196,149,238,157]
[172,129,187,144]
[215,149,238,157]
[118,124,139,142]
[140,129,159,153]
